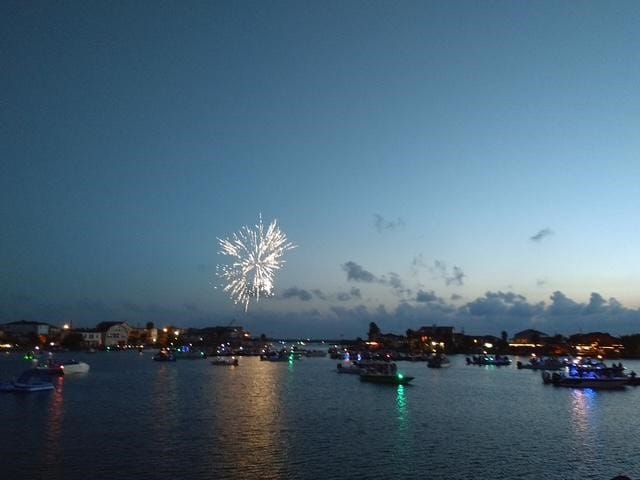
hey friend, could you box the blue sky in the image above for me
[2,0,640,338]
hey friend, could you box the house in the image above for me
[96,321,131,347]
[74,328,103,348]
[414,325,456,351]
[568,332,624,358]
[0,320,60,344]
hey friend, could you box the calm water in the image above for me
[1,350,639,480]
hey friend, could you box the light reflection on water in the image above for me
[3,353,640,480]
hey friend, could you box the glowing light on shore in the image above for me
[217,215,296,311]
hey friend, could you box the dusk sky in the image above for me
[3,1,640,338]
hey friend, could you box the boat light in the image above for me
[397,374,404,380]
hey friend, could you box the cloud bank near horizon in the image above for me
[3,289,640,339]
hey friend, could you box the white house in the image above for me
[96,322,131,347]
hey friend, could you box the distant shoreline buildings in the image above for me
[2,319,640,358]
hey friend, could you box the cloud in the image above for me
[446,266,465,286]
[312,289,327,300]
[427,260,465,286]
[530,228,554,242]
[416,290,439,303]
[373,213,405,233]
[536,279,547,287]
[342,261,378,283]
[281,287,313,301]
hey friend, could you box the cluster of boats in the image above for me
[1,357,91,393]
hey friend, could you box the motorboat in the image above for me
[35,359,90,375]
[260,349,295,362]
[359,362,414,385]
[517,356,567,371]
[427,353,451,368]
[466,355,512,366]
[542,361,628,389]
[303,349,327,357]
[211,357,239,366]
[0,369,55,393]
[173,347,207,359]
[336,359,362,374]
[153,350,176,362]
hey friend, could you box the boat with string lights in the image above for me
[359,362,414,385]
[542,359,628,389]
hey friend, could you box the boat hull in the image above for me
[359,374,414,385]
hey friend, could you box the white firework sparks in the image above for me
[217,215,297,311]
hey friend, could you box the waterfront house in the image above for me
[568,332,624,358]
[96,321,132,348]
[74,328,103,348]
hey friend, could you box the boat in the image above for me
[359,362,414,385]
[211,357,239,366]
[153,350,176,362]
[35,359,90,375]
[260,349,295,362]
[0,369,55,393]
[336,359,362,374]
[303,349,327,357]
[466,355,512,366]
[517,356,567,371]
[542,361,628,389]
[427,353,451,368]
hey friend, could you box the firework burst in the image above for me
[217,215,297,311]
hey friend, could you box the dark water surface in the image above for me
[2,351,640,480]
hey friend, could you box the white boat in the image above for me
[36,359,90,375]
[336,360,362,374]
[0,369,55,393]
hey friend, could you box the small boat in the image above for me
[517,356,567,371]
[260,349,295,362]
[0,369,55,393]
[542,361,628,389]
[303,349,328,357]
[153,350,176,362]
[336,360,362,374]
[466,355,512,366]
[427,353,451,368]
[211,357,239,366]
[35,359,90,375]
[359,362,414,385]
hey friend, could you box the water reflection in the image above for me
[396,385,408,429]
[44,376,65,472]
[207,359,286,478]
[570,388,595,438]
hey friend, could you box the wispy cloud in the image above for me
[281,287,313,301]
[373,213,405,233]
[530,228,554,242]
[431,260,465,286]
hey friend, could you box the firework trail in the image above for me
[217,215,297,311]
